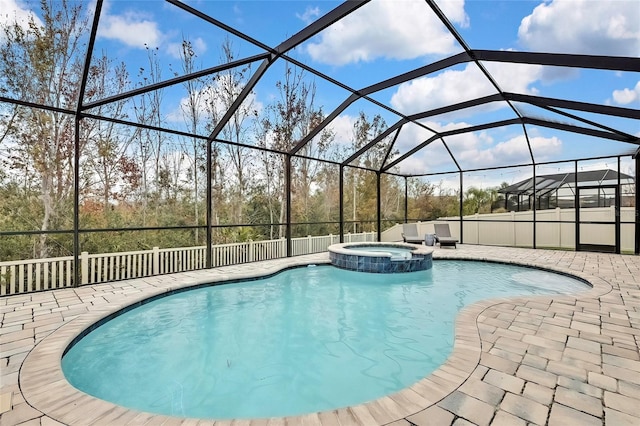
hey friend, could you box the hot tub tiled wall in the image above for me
[329,249,432,273]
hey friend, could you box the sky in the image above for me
[2,0,639,188]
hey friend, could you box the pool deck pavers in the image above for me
[1,245,639,425]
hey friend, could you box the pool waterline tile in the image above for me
[0,246,638,425]
[328,242,433,273]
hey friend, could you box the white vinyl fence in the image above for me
[0,232,375,296]
[382,207,636,252]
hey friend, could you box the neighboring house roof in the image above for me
[498,169,634,197]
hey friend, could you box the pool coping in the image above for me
[327,241,435,258]
[16,250,613,425]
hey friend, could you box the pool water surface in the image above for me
[346,245,413,257]
[62,261,588,419]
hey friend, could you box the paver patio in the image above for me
[1,245,639,425]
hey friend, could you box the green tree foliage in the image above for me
[404,177,462,221]
[1,0,88,258]
[463,185,506,215]
[407,178,436,220]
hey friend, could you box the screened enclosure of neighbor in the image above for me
[0,0,638,294]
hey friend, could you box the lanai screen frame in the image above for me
[497,169,635,211]
[0,0,639,288]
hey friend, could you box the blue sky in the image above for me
[3,0,639,186]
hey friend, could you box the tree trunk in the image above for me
[38,174,53,258]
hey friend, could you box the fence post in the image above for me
[556,208,562,248]
[153,247,160,275]
[307,235,312,254]
[249,240,254,262]
[511,211,516,246]
[81,252,89,285]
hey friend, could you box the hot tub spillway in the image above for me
[328,242,433,273]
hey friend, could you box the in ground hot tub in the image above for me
[328,242,433,273]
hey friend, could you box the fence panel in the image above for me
[0,232,376,295]
[0,257,75,295]
[382,207,634,251]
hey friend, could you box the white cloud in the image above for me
[166,37,207,60]
[306,0,468,66]
[437,0,469,28]
[518,0,640,56]
[296,6,320,25]
[500,135,562,163]
[393,146,450,174]
[389,61,546,117]
[612,81,640,105]
[450,133,562,168]
[395,124,436,151]
[442,132,481,161]
[392,137,459,174]
[483,62,543,94]
[530,135,563,160]
[326,114,356,145]
[0,0,43,38]
[97,5,163,49]
[421,120,472,133]
[389,121,468,173]
[391,65,493,115]
[393,119,563,174]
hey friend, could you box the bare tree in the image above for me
[347,112,388,232]
[202,104,227,236]
[254,118,280,239]
[208,38,256,228]
[133,46,165,226]
[257,63,333,237]
[172,39,208,243]
[82,54,138,211]
[292,97,333,230]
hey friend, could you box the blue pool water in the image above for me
[347,245,413,258]
[62,261,588,419]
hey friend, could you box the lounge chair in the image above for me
[434,223,458,248]
[402,223,424,244]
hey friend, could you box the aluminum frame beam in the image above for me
[473,50,640,72]
[275,1,370,54]
[505,93,640,120]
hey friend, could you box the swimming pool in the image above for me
[62,261,588,420]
